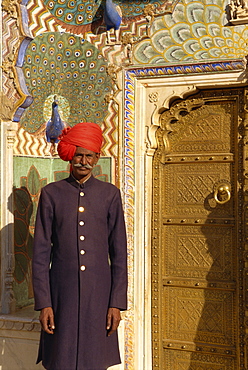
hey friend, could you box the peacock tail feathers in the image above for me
[20,32,113,134]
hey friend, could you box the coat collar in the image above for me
[66,174,95,189]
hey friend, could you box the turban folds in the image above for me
[57,122,103,161]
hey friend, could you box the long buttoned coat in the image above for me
[32,175,127,370]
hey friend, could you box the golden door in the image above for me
[152,87,248,369]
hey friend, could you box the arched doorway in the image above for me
[151,86,246,369]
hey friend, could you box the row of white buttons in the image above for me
[80,191,85,271]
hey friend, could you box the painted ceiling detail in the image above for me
[133,0,248,64]
[20,32,112,134]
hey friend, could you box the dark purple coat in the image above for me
[32,175,127,370]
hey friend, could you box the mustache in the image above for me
[73,163,93,169]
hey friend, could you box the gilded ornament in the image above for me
[1,60,15,80]
[121,32,134,46]
[229,0,248,24]
[143,4,155,37]
[104,93,114,104]
[2,0,19,19]
[107,64,122,92]
[0,93,14,120]
[1,47,17,88]
[121,33,134,64]
[159,98,204,155]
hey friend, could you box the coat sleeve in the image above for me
[108,189,128,311]
[32,187,54,311]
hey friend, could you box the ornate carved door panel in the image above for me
[152,88,246,369]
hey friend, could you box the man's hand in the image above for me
[106,307,121,336]
[39,307,55,334]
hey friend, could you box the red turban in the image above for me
[57,122,103,161]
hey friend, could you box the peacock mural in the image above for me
[20,32,113,135]
[41,0,173,34]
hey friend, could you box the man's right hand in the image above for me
[39,307,55,334]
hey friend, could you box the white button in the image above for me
[79,221,85,226]
[80,265,86,271]
[80,192,84,196]
[80,235,85,241]
[79,207,84,212]
[80,250,85,255]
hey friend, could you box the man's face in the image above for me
[71,147,100,182]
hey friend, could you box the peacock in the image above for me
[46,95,65,155]
[104,0,122,44]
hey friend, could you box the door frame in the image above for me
[122,59,248,369]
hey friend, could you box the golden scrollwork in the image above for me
[229,0,248,25]
[1,42,18,95]
[121,33,134,64]
[2,0,19,20]
[1,59,15,80]
[0,93,14,121]
[104,93,113,105]
[106,64,122,92]
[159,98,204,155]
[143,4,155,37]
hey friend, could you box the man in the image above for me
[32,122,128,370]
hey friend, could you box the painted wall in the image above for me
[1,0,248,369]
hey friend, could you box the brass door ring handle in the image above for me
[213,181,231,205]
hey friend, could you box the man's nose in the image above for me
[81,155,87,164]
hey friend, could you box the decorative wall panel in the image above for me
[164,350,236,370]
[162,163,234,218]
[163,287,235,345]
[134,0,248,64]
[163,225,234,281]
[167,104,232,153]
